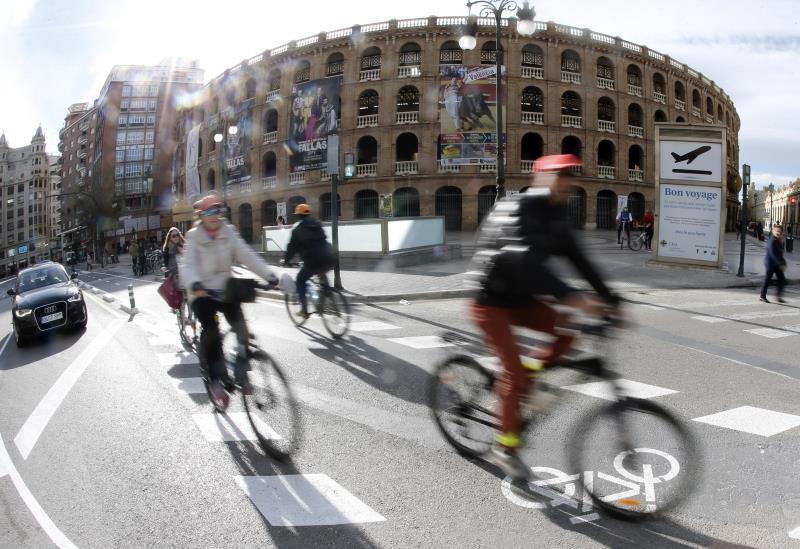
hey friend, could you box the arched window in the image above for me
[655,110,667,123]
[238,204,253,243]
[567,187,586,229]
[263,109,278,134]
[596,190,617,229]
[676,116,686,123]
[357,135,378,165]
[319,192,341,221]
[198,137,203,158]
[561,50,581,74]
[626,65,642,95]
[354,189,379,219]
[244,78,256,100]
[436,186,462,231]
[628,145,644,171]
[481,41,497,65]
[211,97,219,114]
[396,133,418,162]
[596,56,615,87]
[706,96,714,115]
[561,135,582,158]
[628,192,645,221]
[653,73,666,96]
[261,200,277,226]
[439,40,462,65]
[397,86,420,113]
[561,91,582,126]
[597,97,615,129]
[294,60,311,84]
[692,89,701,109]
[628,103,643,128]
[674,81,686,102]
[326,52,344,77]
[207,169,216,191]
[717,104,724,122]
[522,44,544,67]
[287,195,306,224]
[394,187,420,217]
[597,140,615,167]
[521,133,544,162]
[262,152,276,177]
[268,69,281,92]
[361,46,382,72]
[521,86,544,113]
[478,185,497,223]
[399,42,421,67]
[358,90,379,116]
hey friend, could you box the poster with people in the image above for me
[439,65,506,165]
[226,102,253,186]
[288,76,342,172]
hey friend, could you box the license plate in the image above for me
[40,312,63,324]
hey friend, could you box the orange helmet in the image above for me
[533,154,581,173]
[294,203,311,215]
[193,193,223,212]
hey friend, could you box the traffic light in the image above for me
[791,196,798,205]
[343,153,355,179]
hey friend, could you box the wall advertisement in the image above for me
[289,77,342,172]
[657,184,722,261]
[225,99,253,186]
[439,65,506,165]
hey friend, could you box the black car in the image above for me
[7,262,87,347]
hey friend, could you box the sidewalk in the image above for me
[87,233,800,301]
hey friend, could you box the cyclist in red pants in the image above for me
[468,154,619,480]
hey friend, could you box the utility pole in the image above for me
[737,164,750,277]
[327,134,342,289]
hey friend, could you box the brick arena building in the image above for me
[172,16,741,243]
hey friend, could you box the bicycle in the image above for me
[176,291,198,351]
[428,317,698,521]
[283,264,351,339]
[194,278,302,460]
[628,227,648,251]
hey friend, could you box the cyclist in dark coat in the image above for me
[283,204,335,317]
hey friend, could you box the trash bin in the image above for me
[786,236,794,253]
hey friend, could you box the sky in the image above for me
[1,0,798,191]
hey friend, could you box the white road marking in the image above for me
[692,406,800,437]
[82,290,127,319]
[170,377,207,395]
[635,304,665,311]
[192,412,279,442]
[562,379,679,401]
[692,310,799,323]
[349,321,401,332]
[691,316,729,323]
[14,320,125,460]
[781,324,800,332]
[743,327,796,339]
[157,352,199,367]
[0,333,11,360]
[387,335,455,349]
[235,474,386,526]
[789,525,800,539]
[0,434,78,548]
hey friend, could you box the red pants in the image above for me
[471,302,574,443]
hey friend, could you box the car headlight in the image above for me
[15,308,32,318]
[67,292,83,302]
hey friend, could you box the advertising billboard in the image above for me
[289,77,342,172]
[439,65,505,165]
[657,184,722,261]
[225,99,253,186]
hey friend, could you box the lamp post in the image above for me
[214,121,238,218]
[459,1,536,200]
[768,182,775,228]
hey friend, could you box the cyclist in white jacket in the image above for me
[181,193,278,408]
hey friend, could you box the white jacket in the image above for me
[181,222,276,296]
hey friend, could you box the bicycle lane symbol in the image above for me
[500,448,680,524]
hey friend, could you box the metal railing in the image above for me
[628,125,644,138]
[521,67,544,79]
[597,77,615,90]
[395,161,418,175]
[357,163,377,177]
[598,165,615,179]
[263,131,277,144]
[561,115,582,128]
[628,169,644,182]
[521,112,544,124]
[597,120,615,132]
[326,61,344,76]
[396,111,419,124]
[561,71,581,84]
[357,114,379,127]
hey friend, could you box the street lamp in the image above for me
[459,0,536,200]
[213,122,238,216]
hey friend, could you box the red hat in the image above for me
[193,194,223,211]
[533,154,581,173]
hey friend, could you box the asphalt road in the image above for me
[2,271,800,548]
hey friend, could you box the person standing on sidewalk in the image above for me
[129,239,140,275]
[642,209,655,250]
[760,224,787,303]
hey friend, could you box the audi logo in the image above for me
[44,305,57,314]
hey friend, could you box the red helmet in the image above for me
[533,154,581,173]
[193,194,223,212]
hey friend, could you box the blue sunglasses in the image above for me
[200,206,223,217]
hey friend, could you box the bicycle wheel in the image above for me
[320,288,350,339]
[568,397,699,521]
[284,291,309,327]
[243,349,302,460]
[629,233,643,251]
[429,355,498,458]
[177,301,198,351]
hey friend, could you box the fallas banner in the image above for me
[226,98,254,186]
[439,65,506,165]
[288,76,342,172]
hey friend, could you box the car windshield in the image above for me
[17,266,69,293]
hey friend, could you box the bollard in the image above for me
[127,284,138,314]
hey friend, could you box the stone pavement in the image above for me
[86,232,800,301]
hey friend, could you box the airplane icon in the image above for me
[670,145,711,164]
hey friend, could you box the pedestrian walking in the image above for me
[760,224,787,304]
[129,239,140,275]
[735,220,741,239]
[642,209,655,250]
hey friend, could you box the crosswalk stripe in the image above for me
[387,336,455,349]
[691,315,728,323]
[743,328,796,339]
[170,377,207,395]
[562,379,679,401]
[157,352,199,367]
[692,310,799,323]
[235,474,386,526]
[349,321,401,332]
[192,412,280,442]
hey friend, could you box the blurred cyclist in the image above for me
[469,154,618,480]
[616,206,633,245]
[182,193,278,409]
[282,203,335,318]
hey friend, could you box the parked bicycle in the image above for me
[283,264,351,339]
[428,316,698,521]
[193,278,302,460]
[627,227,648,251]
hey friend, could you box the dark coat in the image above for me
[765,235,786,269]
[284,216,334,271]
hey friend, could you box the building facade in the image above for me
[172,17,742,243]
[750,181,800,235]
[0,128,56,276]
[58,59,204,254]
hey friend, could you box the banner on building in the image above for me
[379,194,393,218]
[439,65,506,165]
[185,125,201,199]
[226,100,253,186]
[288,77,342,172]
